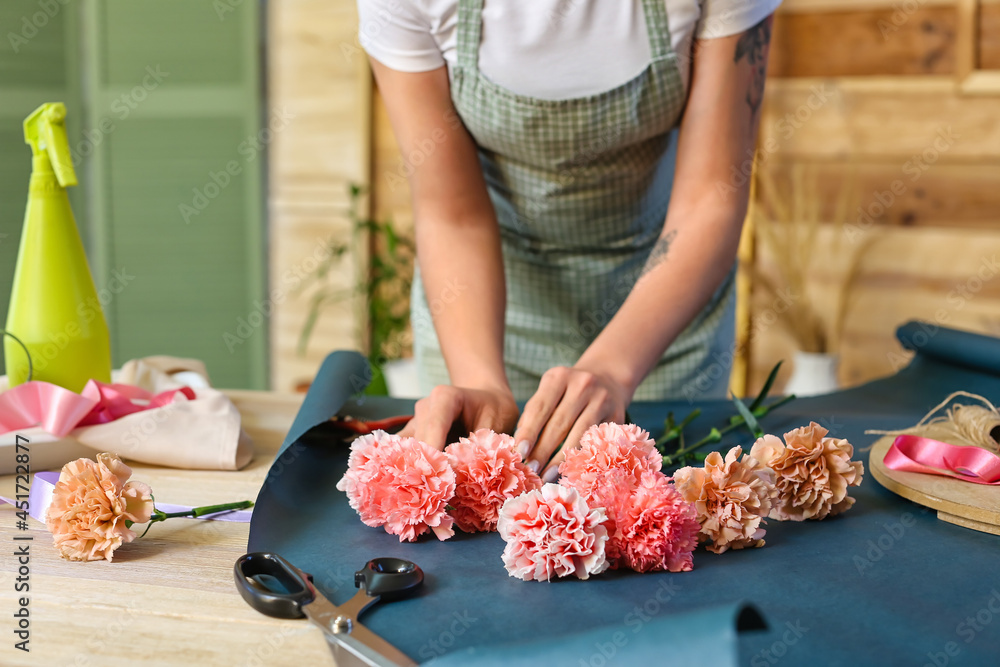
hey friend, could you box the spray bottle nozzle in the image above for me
[24,102,77,188]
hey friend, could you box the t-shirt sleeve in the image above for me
[696,0,783,40]
[356,0,445,72]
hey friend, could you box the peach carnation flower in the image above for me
[750,422,864,521]
[336,430,456,542]
[673,447,777,554]
[559,422,661,498]
[445,429,542,533]
[592,470,700,573]
[498,483,609,581]
[45,453,154,562]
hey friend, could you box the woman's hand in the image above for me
[513,364,631,482]
[399,384,520,451]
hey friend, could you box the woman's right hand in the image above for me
[398,384,520,452]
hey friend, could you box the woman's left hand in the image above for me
[513,364,631,483]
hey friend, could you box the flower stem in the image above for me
[662,394,796,467]
[139,500,254,538]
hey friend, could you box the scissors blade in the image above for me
[302,593,417,667]
[323,622,419,667]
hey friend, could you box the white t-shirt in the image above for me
[358,0,782,100]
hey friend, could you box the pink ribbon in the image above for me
[0,380,195,437]
[884,434,1000,486]
[0,471,252,524]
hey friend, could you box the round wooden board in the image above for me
[868,435,1000,536]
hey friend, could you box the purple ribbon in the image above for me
[1,471,253,524]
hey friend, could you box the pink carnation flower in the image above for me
[498,484,609,581]
[336,430,456,542]
[591,470,700,573]
[559,422,661,498]
[445,429,542,533]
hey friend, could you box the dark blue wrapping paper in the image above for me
[248,323,1000,666]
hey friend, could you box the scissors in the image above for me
[234,552,423,667]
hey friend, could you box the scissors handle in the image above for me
[234,552,317,619]
[355,558,424,600]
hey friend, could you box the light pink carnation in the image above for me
[591,470,700,573]
[45,453,154,562]
[750,423,864,521]
[674,447,777,554]
[559,422,661,498]
[445,429,542,533]
[336,430,456,542]
[498,484,609,581]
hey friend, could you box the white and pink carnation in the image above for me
[498,483,609,582]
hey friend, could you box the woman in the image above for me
[361,0,779,481]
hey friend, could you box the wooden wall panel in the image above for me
[758,160,1000,230]
[770,7,956,77]
[982,2,1000,68]
[748,225,1000,395]
[268,0,368,392]
[759,78,1000,160]
[771,2,1000,78]
[748,0,1000,395]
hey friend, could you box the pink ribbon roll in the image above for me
[884,434,1000,485]
[0,380,195,437]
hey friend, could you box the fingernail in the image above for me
[542,467,559,483]
[526,460,540,474]
[517,439,531,459]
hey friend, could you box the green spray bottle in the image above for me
[4,102,112,392]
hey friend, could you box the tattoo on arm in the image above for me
[733,16,773,117]
[639,230,678,280]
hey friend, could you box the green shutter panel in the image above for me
[82,0,266,388]
[0,1,84,371]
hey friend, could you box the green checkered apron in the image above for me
[412,0,737,402]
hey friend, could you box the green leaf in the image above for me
[749,361,783,412]
[732,394,764,439]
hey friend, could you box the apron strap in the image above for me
[456,0,484,70]
[642,0,673,60]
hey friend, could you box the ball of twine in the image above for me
[866,391,1000,453]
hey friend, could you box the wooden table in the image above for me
[0,390,339,667]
